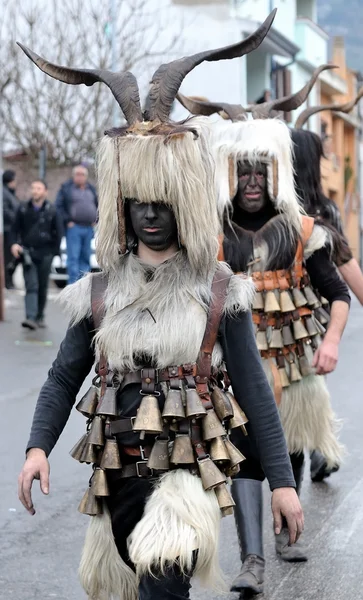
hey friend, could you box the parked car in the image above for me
[50,236,100,288]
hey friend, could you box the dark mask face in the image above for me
[236,161,268,213]
[128,200,178,251]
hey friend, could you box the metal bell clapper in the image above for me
[215,483,235,517]
[252,291,264,310]
[162,388,185,422]
[224,439,246,469]
[279,290,296,313]
[92,467,110,497]
[78,487,102,516]
[132,394,164,440]
[185,387,207,419]
[198,456,227,491]
[264,290,281,313]
[170,435,195,465]
[70,433,88,461]
[202,409,226,441]
[147,438,170,470]
[87,415,105,448]
[211,387,233,421]
[292,286,308,307]
[210,436,230,464]
[226,392,248,435]
[100,438,122,470]
[76,378,99,417]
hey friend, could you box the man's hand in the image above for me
[11,243,23,259]
[312,339,339,375]
[67,221,75,228]
[271,487,304,545]
[18,448,50,515]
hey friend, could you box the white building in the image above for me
[171,0,346,132]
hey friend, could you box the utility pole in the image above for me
[0,141,5,321]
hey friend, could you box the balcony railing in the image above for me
[295,17,329,68]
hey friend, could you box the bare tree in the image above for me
[1,0,183,165]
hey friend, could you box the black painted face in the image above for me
[128,200,178,251]
[236,161,268,213]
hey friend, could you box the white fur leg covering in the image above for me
[79,503,137,600]
[128,469,226,591]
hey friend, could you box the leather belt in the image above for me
[109,418,134,435]
[119,462,159,478]
[119,365,197,392]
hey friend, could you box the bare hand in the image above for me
[67,221,75,228]
[18,448,50,515]
[271,487,304,545]
[312,339,339,375]
[11,243,23,259]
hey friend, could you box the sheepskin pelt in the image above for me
[212,118,303,234]
[96,117,220,276]
[59,251,254,372]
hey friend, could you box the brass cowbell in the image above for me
[211,387,233,421]
[80,437,99,465]
[92,468,110,497]
[215,483,235,517]
[78,487,102,516]
[282,324,295,346]
[292,287,308,308]
[162,388,185,422]
[264,290,281,313]
[198,457,226,491]
[100,438,122,470]
[170,435,195,465]
[303,286,320,308]
[202,409,226,441]
[133,394,163,439]
[305,316,318,336]
[279,290,296,313]
[88,416,105,448]
[227,392,248,436]
[256,330,268,351]
[269,328,283,349]
[76,384,99,417]
[315,307,330,324]
[210,436,230,464]
[289,359,302,383]
[224,439,246,469]
[96,386,118,418]
[252,291,264,310]
[298,355,314,377]
[278,365,290,388]
[185,388,207,419]
[70,433,88,461]
[147,438,170,470]
[292,318,309,341]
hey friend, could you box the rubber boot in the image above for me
[230,479,265,595]
[310,450,340,482]
[275,458,308,562]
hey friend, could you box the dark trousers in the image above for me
[106,476,194,600]
[23,254,53,321]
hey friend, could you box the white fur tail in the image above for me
[79,504,137,600]
[128,469,226,591]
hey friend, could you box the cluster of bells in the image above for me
[253,282,330,387]
[70,377,249,518]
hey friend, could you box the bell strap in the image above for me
[293,215,315,283]
[196,264,232,392]
[252,306,312,326]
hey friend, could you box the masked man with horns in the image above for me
[17,13,304,600]
[178,85,350,596]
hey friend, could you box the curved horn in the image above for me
[295,87,363,129]
[248,64,336,119]
[17,43,142,125]
[177,92,247,122]
[144,9,277,122]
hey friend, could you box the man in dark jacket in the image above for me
[55,165,98,284]
[2,170,20,289]
[10,180,62,330]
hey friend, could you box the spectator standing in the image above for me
[2,170,20,289]
[55,165,98,284]
[10,180,62,330]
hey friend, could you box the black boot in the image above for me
[310,450,340,482]
[275,457,307,562]
[230,479,265,595]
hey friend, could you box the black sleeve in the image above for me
[220,311,295,491]
[306,247,351,305]
[26,319,95,457]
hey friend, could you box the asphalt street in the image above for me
[1,282,363,600]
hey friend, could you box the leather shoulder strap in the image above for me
[91,272,108,331]
[294,215,315,279]
[217,233,225,262]
[197,264,232,380]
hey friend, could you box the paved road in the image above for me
[1,285,362,600]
